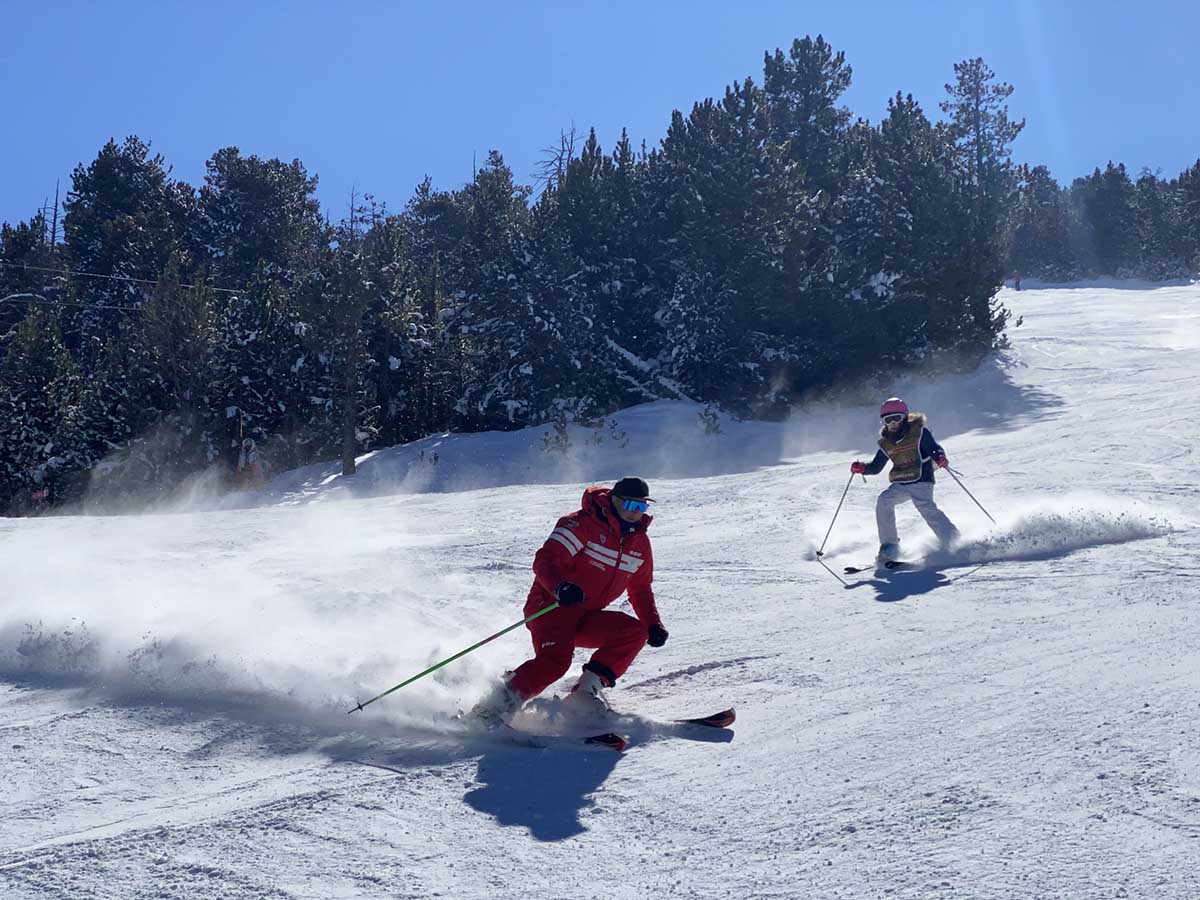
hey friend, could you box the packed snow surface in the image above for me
[2,283,1198,899]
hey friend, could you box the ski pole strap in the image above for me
[348,601,562,714]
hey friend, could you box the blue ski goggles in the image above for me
[619,497,650,513]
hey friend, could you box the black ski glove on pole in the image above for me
[647,624,669,648]
[554,581,586,606]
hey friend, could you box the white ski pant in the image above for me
[875,481,959,546]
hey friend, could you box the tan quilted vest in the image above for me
[878,416,926,483]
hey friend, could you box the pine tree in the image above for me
[1009,165,1077,279]
[869,93,966,360]
[535,128,664,407]
[1,212,61,339]
[210,281,303,473]
[1132,170,1184,278]
[939,58,1024,352]
[138,255,219,470]
[759,36,857,384]
[642,77,808,408]
[1176,160,1200,272]
[52,327,165,506]
[0,308,79,511]
[198,147,325,290]
[439,152,595,428]
[1069,162,1137,275]
[379,179,471,437]
[762,35,852,195]
[292,199,382,476]
[657,262,738,403]
[62,136,197,362]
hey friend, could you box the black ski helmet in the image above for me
[612,476,653,501]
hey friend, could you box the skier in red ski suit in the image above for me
[474,477,667,723]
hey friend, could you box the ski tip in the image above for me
[676,708,737,729]
[705,708,736,728]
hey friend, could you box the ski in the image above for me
[463,703,735,752]
[493,722,628,752]
[843,559,917,574]
[583,732,628,751]
[675,708,736,729]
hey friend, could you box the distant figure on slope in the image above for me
[472,477,668,726]
[236,438,264,489]
[1013,270,1022,291]
[850,398,960,562]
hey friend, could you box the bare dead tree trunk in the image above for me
[534,123,579,194]
[51,181,61,246]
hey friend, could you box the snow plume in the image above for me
[943,496,1180,565]
[0,501,512,735]
[72,420,235,516]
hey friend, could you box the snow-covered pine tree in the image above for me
[291,201,382,476]
[0,308,79,512]
[759,36,856,388]
[870,92,970,361]
[1132,171,1186,279]
[198,147,325,291]
[1,212,61,339]
[533,129,663,412]
[210,273,319,476]
[441,152,594,428]
[51,325,166,507]
[375,180,471,440]
[1068,163,1138,276]
[62,137,197,365]
[136,255,220,478]
[1175,160,1200,273]
[1009,165,1078,280]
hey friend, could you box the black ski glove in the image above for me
[554,581,585,607]
[647,624,669,648]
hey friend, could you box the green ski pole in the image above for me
[348,602,561,714]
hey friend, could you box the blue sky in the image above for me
[3,0,1198,228]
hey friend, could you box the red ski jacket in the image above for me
[525,486,660,627]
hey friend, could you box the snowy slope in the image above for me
[2,283,1199,900]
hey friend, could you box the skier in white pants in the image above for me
[850,397,960,562]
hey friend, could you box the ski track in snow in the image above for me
[2,283,1200,899]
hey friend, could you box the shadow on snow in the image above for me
[463,744,623,841]
[843,565,954,603]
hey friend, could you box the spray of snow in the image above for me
[944,496,1179,565]
[801,494,1183,566]
[0,502,515,737]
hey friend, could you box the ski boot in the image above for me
[876,542,901,564]
[562,663,614,720]
[469,676,522,729]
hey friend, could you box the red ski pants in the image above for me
[507,606,648,701]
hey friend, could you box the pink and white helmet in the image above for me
[879,397,908,418]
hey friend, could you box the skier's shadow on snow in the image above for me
[845,566,951,602]
[464,745,620,841]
